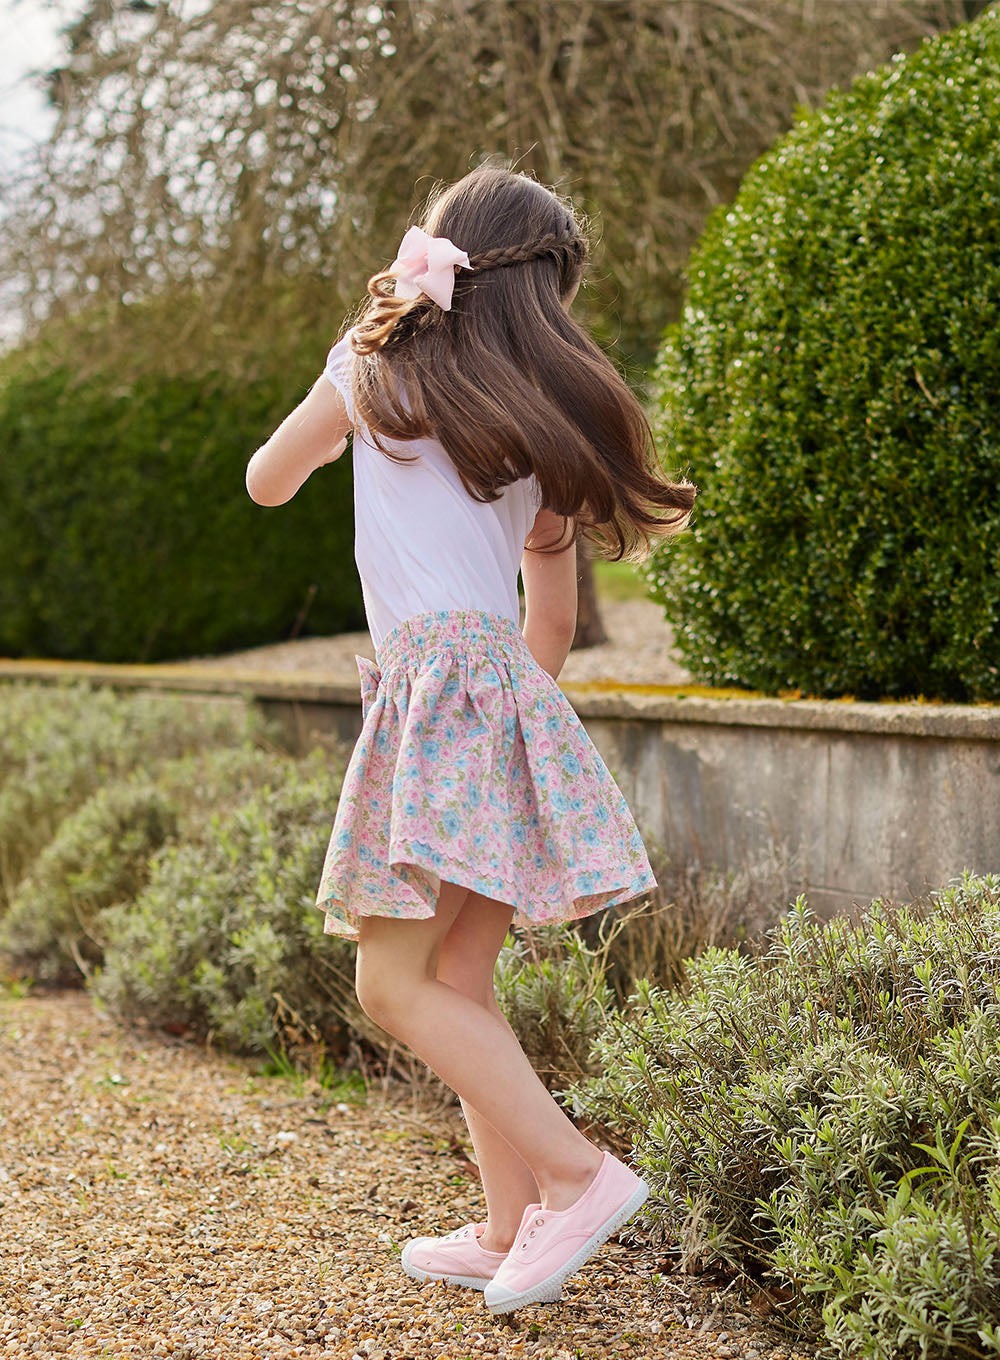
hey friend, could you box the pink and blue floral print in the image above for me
[316,610,656,939]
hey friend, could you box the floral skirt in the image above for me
[315,609,656,940]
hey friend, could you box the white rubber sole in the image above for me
[483,1177,650,1315]
[400,1239,494,1291]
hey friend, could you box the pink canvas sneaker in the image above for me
[482,1151,650,1314]
[400,1222,509,1290]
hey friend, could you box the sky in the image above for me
[0,0,80,171]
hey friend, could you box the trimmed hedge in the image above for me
[0,343,363,663]
[647,13,1000,701]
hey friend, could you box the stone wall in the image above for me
[2,660,997,916]
[567,687,1000,915]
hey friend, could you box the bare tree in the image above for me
[3,0,979,361]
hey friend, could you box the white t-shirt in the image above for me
[323,332,543,651]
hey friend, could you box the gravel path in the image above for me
[174,599,691,688]
[0,992,812,1360]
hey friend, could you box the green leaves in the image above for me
[565,873,1000,1358]
[0,335,362,663]
[493,922,616,1094]
[647,11,1000,700]
[0,681,357,1060]
[94,747,355,1057]
[0,681,264,914]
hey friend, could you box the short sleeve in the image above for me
[323,331,356,424]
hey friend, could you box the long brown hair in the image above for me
[349,164,695,560]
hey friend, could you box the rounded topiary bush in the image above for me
[647,12,1000,701]
[0,312,363,663]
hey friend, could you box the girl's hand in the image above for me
[245,377,352,506]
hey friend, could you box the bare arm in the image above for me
[245,376,351,507]
[521,508,578,680]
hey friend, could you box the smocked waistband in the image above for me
[375,609,527,672]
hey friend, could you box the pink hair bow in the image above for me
[387,225,472,311]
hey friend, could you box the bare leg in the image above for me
[355,882,602,1214]
[434,893,539,1252]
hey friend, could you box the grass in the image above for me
[592,559,651,603]
[219,1134,252,1155]
[259,1043,367,1104]
[317,1069,367,1107]
[0,977,32,1000]
[516,558,651,606]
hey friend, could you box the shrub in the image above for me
[0,681,267,908]
[592,839,798,1002]
[0,745,297,984]
[0,335,363,663]
[94,748,357,1057]
[564,873,1000,1359]
[647,12,1000,701]
[1,777,177,984]
[494,923,617,1092]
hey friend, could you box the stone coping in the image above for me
[2,657,999,740]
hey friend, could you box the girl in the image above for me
[245,164,695,1315]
